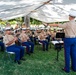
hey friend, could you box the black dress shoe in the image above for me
[26,53,31,56]
[20,58,26,61]
[62,68,70,73]
[46,49,48,51]
[72,69,76,72]
[71,67,76,72]
[43,49,45,51]
[14,60,16,63]
[1,50,4,51]
[72,70,76,72]
[30,51,33,53]
[14,60,21,64]
[17,61,21,64]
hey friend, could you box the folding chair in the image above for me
[22,45,31,55]
[4,48,15,62]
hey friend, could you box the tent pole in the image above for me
[24,15,30,27]
[23,0,52,27]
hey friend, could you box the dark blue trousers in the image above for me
[39,40,49,51]
[0,42,5,51]
[63,38,76,72]
[46,35,51,42]
[22,41,34,53]
[34,37,38,44]
[6,44,24,61]
[29,36,33,42]
[30,36,37,44]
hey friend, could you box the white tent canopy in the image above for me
[0,0,49,20]
[30,0,76,23]
[0,0,76,23]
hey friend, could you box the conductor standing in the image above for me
[49,10,76,73]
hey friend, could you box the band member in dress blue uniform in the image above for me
[49,10,76,73]
[19,28,34,55]
[0,33,5,51]
[3,26,25,64]
[38,29,49,51]
[46,30,51,42]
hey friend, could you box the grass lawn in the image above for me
[0,44,76,75]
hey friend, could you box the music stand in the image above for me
[55,32,65,61]
[56,32,65,38]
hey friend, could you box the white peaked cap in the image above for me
[40,27,44,30]
[26,27,30,29]
[17,28,20,30]
[69,9,76,17]
[5,27,11,30]
[22,28,26,30]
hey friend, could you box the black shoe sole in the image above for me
[14,60,21,64]
[62,68,70,73]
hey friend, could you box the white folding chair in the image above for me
[5,48,15,62]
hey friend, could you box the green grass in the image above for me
[0,45,76,75]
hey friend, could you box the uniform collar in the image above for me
[70,19,75,22]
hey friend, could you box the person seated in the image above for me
[14,28,22,46]
[19,28,34,55]
[33,31,39,45]
[46,30,51,42]
[29,31,34,42]
[15,23,20,29]
[0,32,5,52]
[3,26,25,64]
[5,22,11,27]
[29,30,38,45]
[21,22,27,28]
[25,29,33,42]
[38,29,49,51]
[51,30,56,41]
